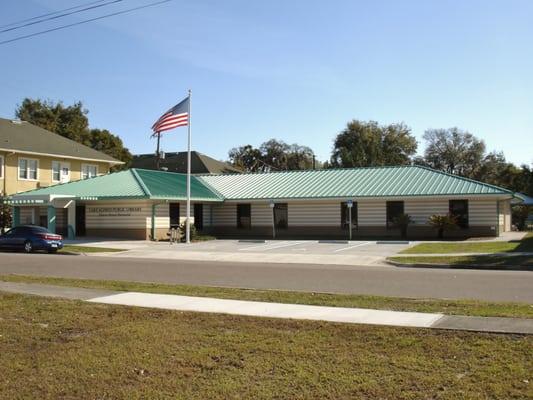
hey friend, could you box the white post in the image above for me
[270,200,276,239]
[347,200,353,241]
[186,89,192,243]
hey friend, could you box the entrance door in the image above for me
[76,205,86,236]
[194,204,203,230]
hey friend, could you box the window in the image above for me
[81,164,98,179]
[52,161,70,183]
[169,203,180,229]
[341,202,358,229]
[386,201,404,229]
[194,204,203,230]
[18,158,38,180]
[237,204,251,229]
[0,155,3,179]
[273,203,288,229]
[449,200,469,229]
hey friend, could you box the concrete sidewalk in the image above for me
[1,281,532,334]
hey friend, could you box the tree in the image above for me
[330,120,417,167]
[260,139,290,170]
[0,199,12,233]
[422,127,486,178]
[16,98,89,143]
[87,129,133,170]
[228,139,317,172]
[15,98,132,169]
[228,145,264,172]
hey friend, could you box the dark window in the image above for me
[237,204,251,229]
[169,203,180,228]
[386,201,404,229]
[194,204,203,230]
[449,200,469,229]
[341,202,358,229]
[274,203,288,229]
[76,205,86,236]
[28,226,48,234]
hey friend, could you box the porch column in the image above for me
[12,206,20,228]
[67,200,76,240]
[47,206,56,233]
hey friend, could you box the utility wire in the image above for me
[1,0,125,34]
[0,0,109,29]
[0,0,172,46]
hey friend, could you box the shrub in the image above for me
[428,214,458,239]
[178,220,197,242]
[392,213,414,239]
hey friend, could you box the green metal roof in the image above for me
[12,169,223,202]
[198,165,513,200]
[133,169,223,201]
[12,165,513,203]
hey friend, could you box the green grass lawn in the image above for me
[60,245,126,253]
[389,255,533,267]
[1,274,532,319]
[0,293,531,399]
[401,232,533,254]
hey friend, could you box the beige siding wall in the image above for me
[252,203,272,226]
[211,198,502,229]
[212,203,237,226]
[203,204,212,227]
[358,201,386,226]
[404,199,448,224]
[469,199,497,226]
[287,201,340,226]
[154,203,170,229]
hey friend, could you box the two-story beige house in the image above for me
[0,117,123,197]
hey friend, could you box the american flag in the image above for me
[151,97,189,134]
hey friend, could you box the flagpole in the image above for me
[185,89,192,244]
[155,132,161,170]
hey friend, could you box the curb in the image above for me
[386,260,533,271]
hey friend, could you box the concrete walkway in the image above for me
[1,281,532,334]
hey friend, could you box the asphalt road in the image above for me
[0,253,531,303]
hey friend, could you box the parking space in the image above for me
[72,238,413,266]
[178,239,411,257]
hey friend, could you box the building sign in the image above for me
[87,207,142,217]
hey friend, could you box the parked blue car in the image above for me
[0,225,63,253]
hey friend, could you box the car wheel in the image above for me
[23,241,33,253]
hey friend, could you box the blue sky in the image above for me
[1,0,532,165]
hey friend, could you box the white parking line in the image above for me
[333,241,372,252]
[239,241,306,251]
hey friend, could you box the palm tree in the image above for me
[428,214,458,239]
